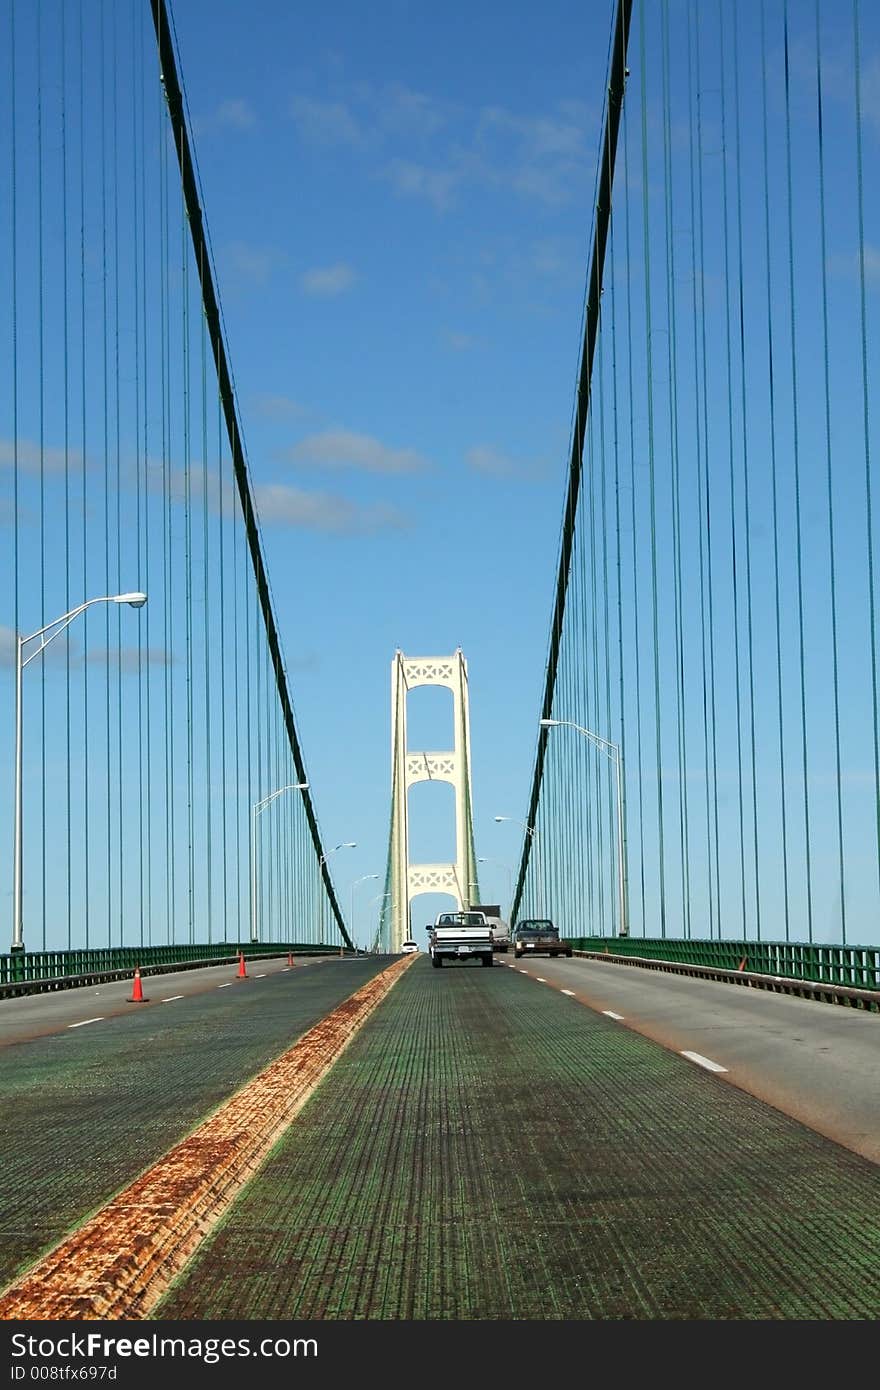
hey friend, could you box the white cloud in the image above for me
[222,241,281,287]
[216,98,257,130]
[382,157,462,211]
[252,394,308,420]
[300,263,357,296]
[0,439,83,474]
[253,483,409,534]
[466,444,547,480]
[284,429,429,474]
[290,96,364,146]
[86,646,175,672]
[442,330,477,352]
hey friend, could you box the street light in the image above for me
[349,873,379,949]
[540,717,628,937]
[250,782,309,943]
[494,815,543,917]
[317,841,357,943]
[11,592,148,953]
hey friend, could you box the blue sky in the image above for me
[2,0,879,952]
[165,0,616,939]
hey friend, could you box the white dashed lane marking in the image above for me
[536,977,547,983]
[217,983,232,989]
[681,1050,728,1073]
[162,995,184,1003]
[68,1018,104,1029]
[560,989,576,997]
[602,1010,625,1020]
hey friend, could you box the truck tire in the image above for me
[481,954,492,967]
[431,954,441,968]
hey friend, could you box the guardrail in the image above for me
[0,943,345,998]
[568,936,880,1011]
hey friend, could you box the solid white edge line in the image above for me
[681,1050,728,1074]
[217,983,232,989]
[602,1010,625,1020]
[68,1018,104,1028]
[162,995,184,1003]
[560,989,576,996]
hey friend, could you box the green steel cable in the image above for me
[852,0,880,908]
[100,0,112,947]
[598,308,616,937]
[731,1,762,940]
[661,0,691,938]
[9,0,21,945]
[182,184,194,945]
[66,2,75,948]
[160,93,174,944]
[511,0,632,921]
[201,246,213,944]
[759,0,792,943]
[693,0,723,936]
[639,1,667,936]
[686,2,714,937]
[218,397,229,941]
[132,0,144,948]
[608,165,629,939]
[623,99,647,936]
[783,0,815,941]
[37,0,47,949]
[150,0,352,943]
[112,0,124,948]
[717,0,749,939]
[814,2,847,944]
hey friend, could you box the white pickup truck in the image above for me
[427,910,494,968]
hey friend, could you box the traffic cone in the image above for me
[287,952,294,968]
[737,956,747,972]
[237,951,248,979]
[127,966,148,1003]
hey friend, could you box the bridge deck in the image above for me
[155,959,880,1320]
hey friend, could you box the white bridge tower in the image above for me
[388,649,478,951]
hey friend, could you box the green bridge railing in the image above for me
[568,937,880,991]
[0,942,343,990]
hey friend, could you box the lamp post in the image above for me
[317,841,356,943]
[349,873,379,949]
[494,815,543,918]
[11,592,147,954]
[250,782,309,943]
[477,856,512,907]
[540,717,628,937]
[367,890,392,953]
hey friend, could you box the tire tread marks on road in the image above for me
[0,958,413,1319]
[0,958,391,1288]
[157,961,880,1320]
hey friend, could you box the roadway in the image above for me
[1,950,878,1318]
[500,952,880,1164]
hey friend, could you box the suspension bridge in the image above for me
[0,0,878,1326]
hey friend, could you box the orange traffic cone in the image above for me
[237,951,248,979]
[127,966,148,1003]
[737,956,747,972]
[287,952,294,968]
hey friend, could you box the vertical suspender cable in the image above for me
[512,0,632,920]
[150,0,351,944]
[852,0,880,913]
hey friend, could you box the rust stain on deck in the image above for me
[0,955,414,1321]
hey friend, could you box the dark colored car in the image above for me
[512,919,572,959]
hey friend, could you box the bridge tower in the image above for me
[389,650,478,950]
